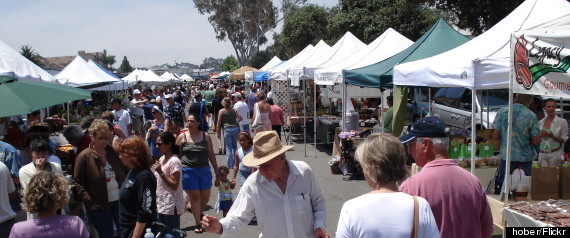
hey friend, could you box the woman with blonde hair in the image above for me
[74,119,127,238]
[216,97,242,168]
[117,136,157,238]
[10,171,89,238]
[336,133,439,238]
[251,91,272,132]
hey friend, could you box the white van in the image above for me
[430,88,509,131]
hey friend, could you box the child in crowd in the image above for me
[214,166,235,217]
[232,132,254,186]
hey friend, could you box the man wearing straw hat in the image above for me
[201,131,329,238]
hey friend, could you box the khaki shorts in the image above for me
[131,116,143,132]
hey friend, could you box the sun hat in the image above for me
[243,131,294,167]
[399,116,447,143]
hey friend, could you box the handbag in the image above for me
[411,196,419,238]
[251,103,264,130]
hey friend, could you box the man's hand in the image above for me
[201,214,222,234]
[314,227,330,238]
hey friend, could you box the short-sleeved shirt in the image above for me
[119,168,157,227]
[269,105,284,126]
[383,107,394,132]
[0,162,16,223]
[113,109,132,137]
[246,93,257,115]
[399,159,494,238]
[164,102,184,127]
[203,90,215,106]
[217,180,233,201]
[155,155,184,215]
[233,101,250,125]
[0,141,22,177]
[491,103,540,162]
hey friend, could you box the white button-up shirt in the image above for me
[220,160,327,238]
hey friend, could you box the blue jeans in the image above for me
[157,207,180,235]
[495,159,532,194]
[241,124,250,134]
[87,205,114,238]
[224,126,240,168]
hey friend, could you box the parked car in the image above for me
[406,87,439,122]
[430,88,509,132]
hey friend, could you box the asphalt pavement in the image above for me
[179,131,371,238]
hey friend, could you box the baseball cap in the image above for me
[133,89,141,94]
[232,92,242,98]
[399,116,447,143]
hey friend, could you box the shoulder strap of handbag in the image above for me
[411,196,419,238]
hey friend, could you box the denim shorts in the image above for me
[182,167,212,191]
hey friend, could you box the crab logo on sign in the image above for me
[514,35,570,90]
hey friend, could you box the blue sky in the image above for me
[0,0,336,68]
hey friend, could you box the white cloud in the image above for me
[0,0,336,67]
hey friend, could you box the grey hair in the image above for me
[416,137,449,156]
[355,133,410,185]
[63,125,84,141]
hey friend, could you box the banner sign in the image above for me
[511,32,570,97]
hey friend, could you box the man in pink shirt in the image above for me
[399,117,493,238]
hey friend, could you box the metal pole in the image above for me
[504,71,515,204]
[314,78,317,158]
[304,78,307,157]
[470,89,477,174]
[380,89,384,133]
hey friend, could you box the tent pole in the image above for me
[504,70,515,204]
[470,89,477,174]
[314,78,317,158]
[287,79,291,145]
[486,90,490,127]
[304,78,307,157]
[380,89,384,133]
[428,88,432,115]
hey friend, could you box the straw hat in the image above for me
[243,131,293,167]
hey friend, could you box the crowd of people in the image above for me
[7,82,559,238]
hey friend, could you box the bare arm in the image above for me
[205,133,220,179]
[132,222,146,238]
[232,151,239,181]
[175,132,184,158]
[164,119,171,133]
[217,109,224,138]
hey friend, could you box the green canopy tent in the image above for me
[0,75,92,118]
[343,18,471,136]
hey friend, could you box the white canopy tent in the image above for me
[315,28,413,85]
[269,44,316,81]
[288,32,366,83]
[505,14,570,203]
[138,70,171,85]
[56,56,120,88]
[393,0,570,90]
[122,69,146,83]
[260,56,283,71]
[0,40,64,84]
[287,40,333,86]
[392,0,570,174]
[161,71,182,82]
[179,73,194,82]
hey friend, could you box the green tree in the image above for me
[413,0,525,35]
[194,0,278,67]
[200,57,223,69]
[19,44,45,68]
[326,0,442,43]
[118,56,134,73]
[271,4,330,59]
[247,50,274,69]
[99,49,116,71]
[220,55,238,72]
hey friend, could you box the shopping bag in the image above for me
[251,103,264,130]
[560,165,570,199]
[531,163,559,200]
[460,144,473,158]
[510,167,530,201]
[478,143,494,157]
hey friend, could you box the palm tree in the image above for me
[19,44,45,68]
[100,49,116,71]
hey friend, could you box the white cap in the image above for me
[133,89,141,94]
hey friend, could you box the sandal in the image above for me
[193,225,203,233]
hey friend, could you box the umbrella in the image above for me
[0,75,92,118]
[229,66,258,80]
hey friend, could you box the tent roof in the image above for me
[260,56,282,71]
[0,40,62,83]
[87,60,121,79]
[344,18,470,87]
[314,28,413,85]
[56,56,120,88]
[269,44,316,81]
[122,69,145,82]
[180,73,194,81]
[139,70,170,84]
[230,66,258,80]
[289,32,366,82]
[393,0,570,89]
